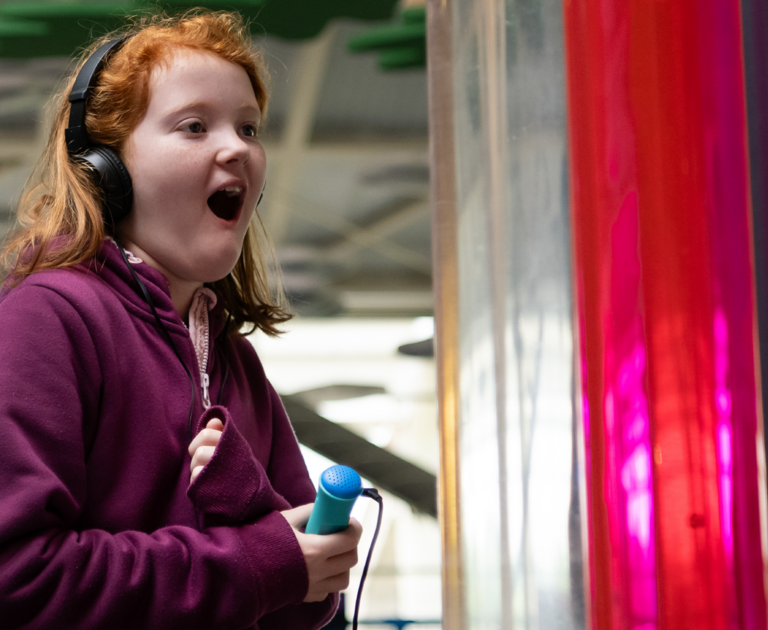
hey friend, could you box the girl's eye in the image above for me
[242,124,258,137]
[182,121,205,134]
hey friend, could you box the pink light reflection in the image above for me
[612,342,657,625]
[624,446,653,554]
[603,194,657,627]
[718,424,733,545]
[713,308,734,557]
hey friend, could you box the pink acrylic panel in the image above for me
[564,0,767,628]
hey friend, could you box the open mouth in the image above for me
[207,186,244,221]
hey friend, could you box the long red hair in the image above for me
[1,10,291,336]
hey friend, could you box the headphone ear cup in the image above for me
[78,145,133,228]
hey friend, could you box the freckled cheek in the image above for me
[148,152,209,200]
[256,147,267,171]
[249,153,267,197]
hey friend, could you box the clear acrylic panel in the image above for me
[450,0,587,628]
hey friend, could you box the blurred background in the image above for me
[0,1,440,626]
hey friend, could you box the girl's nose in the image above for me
[217,130,250,165]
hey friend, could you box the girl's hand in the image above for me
[188,418,225,483]
[281,504,363,602]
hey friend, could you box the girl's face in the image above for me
[120,49,266,291]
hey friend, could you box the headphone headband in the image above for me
[66,36,129,155]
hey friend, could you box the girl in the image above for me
[0,11,360,629]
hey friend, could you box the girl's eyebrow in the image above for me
[162,101,261,124]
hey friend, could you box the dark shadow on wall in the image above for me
[743,0,768,496]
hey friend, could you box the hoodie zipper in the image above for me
[189,288,218,410]
[201,373,210,409]
[114,240,215,419]
[199,338,211,409]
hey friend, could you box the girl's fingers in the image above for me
[318,548,359,580]
[189,444,216,473]
[190,464,205,483]
[206,418,224,431]
[311,519,363,556]
[282,504,314,530]
[304,569,356,602]
[187,425,223,456]
[315,571,352,594]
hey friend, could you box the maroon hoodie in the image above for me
[0,240,337,629]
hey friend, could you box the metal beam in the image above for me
[261,24,336,244]
[322,196,428,263]
[283,189,433,274]
[283,394,438,518]
[262,139,429,158]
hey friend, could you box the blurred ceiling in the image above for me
[0,0,399,55]
[0,2,432,318]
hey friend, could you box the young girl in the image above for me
[0,11,360,629]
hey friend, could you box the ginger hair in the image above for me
[1,10,291,336]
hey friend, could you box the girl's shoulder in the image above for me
[1,261,111,314]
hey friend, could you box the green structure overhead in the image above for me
[0,0,400,58]
[347,6,425,71]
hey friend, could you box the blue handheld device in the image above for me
[305,465,363,535]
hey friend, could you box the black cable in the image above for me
[353,488,383,630]
[118,245,196,442]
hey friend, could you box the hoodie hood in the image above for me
[2,238,230,341]
[95,239,187,335]
[95,239,228,339]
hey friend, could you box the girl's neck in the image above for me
[117,237,202,320]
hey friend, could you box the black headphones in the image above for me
[65,37,134,229]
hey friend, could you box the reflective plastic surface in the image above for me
[427,0,464,626]
[564,0,768,628]
[450,0,587,627]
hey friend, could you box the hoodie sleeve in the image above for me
[0,284,310,630]
[260,381,341,629]
[187,405,293,529]
[194,338,339,630]
[227,337,319,507]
